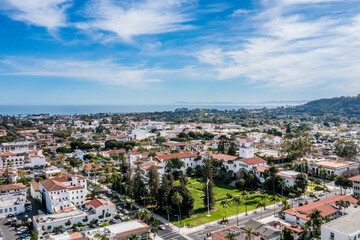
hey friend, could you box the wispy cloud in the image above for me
[76,0,195,43]
[0,0,71,30]
[0,57,161,87]
[196,0,360,92]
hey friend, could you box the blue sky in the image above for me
[0,0,360,105]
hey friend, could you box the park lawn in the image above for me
[307,182,324,192]
[172,179,285,227]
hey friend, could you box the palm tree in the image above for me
[269,195,279,215]
[221,199,230,219]
[164,205,172,226]
[241,191,250,215]
[172,192,183,224]
[135,210,144,220]
[242,226,256,240]
[225,232,236,240]
[288,193,296,207]
[300,223,310,240]
[232,196,243,226]
[307,209,323,237]
[150,219,159,239]
[256,199,266,219]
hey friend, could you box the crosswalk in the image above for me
[158,229,188,240]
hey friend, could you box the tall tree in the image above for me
[220,198,230,219]
[335,139,359,161]
[307,209,323,237]
[172,191,183,224]
[132,165,148,203]
[241,191,250,215]
[232,196,243,226]
[242,227,256,240]
[148,166,160,205]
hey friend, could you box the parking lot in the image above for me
[0,196,39,240]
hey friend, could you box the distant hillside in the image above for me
[278,94,360,117]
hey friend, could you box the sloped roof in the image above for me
[156,152,198,161]
[283,195,357,220]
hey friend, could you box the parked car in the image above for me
[7,213,15,218]
[158,225,166,230]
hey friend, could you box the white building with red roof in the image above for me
[85,198,116,221]
[283,195,358,226]
[39,174,87,214]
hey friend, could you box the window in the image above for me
[9,208,12,212]
[330,232,334,239]
[14,207,17,211]
[0,209,2,213]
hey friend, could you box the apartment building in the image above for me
[39,174,87,213]
[0,141,36,153]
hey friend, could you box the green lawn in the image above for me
[172,179,285,227]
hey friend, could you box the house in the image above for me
[85,198,116,221]
[107,135,130,142]
[321,209,360,240]
[0,168,18,183]
[99,149,126,158]
[283,195,358,226]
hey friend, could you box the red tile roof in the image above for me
[40,179,68,191]
[156,152,198,161]
[283,195,357,220]
[211,153,238,162]
[31,182,40,191]
[240,157,267,165]
[86,198,115,208]
[0,183,26,192]
[349,175,360,181]
[84,163,103,171]
[141,164,163,170]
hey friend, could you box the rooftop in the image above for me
[322,209,360,235]
[313,160,358,169]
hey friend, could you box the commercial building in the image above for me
[321,210,360,240]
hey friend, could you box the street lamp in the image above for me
[174,215,180,233]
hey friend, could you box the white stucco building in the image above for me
[321,210,360,240]
[39,174,87,213]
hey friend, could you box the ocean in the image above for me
[0,104,291,115]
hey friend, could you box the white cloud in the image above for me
[231,9,250,17]
[0,57,161,87]
[76,0,194,43]
[0,0,71,29]
[196,0,360,92]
